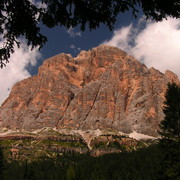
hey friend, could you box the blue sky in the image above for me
[0,10,180,105]
[29,11,141,75]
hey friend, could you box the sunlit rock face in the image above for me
[0,45,179,136]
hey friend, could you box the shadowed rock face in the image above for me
[0,45,179,136]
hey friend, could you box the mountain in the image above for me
[0,45,179,137]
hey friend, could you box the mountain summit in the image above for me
[0,45,179,136]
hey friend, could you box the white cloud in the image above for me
[102,18,180,79]
[70,44,76,49]
[103,25,133,52]
[70,44,81,52]
[67,27,81,38]
[0,39,41,105]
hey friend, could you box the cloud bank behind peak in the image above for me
[102,17,180,79]
[0,39,41,105]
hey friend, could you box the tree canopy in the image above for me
[0,0,180,68]
[158,82,180,180]
[159,82,180,140]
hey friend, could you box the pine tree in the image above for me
[158,82,180,180]
[0,147,4,180]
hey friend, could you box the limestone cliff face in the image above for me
[0,45,179,136]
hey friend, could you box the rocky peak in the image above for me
[165,70,179,83]
[0,45,179,137]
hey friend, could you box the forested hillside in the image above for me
[2,145,160,180]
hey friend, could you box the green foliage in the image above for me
[0,146,4,180]
[66,164,76,180]
[3,145,162,180]
[0,0,180,67]
[158,82,180,180]
[93,142,107,149]
[108,141,121,149]
[159,82,180,140]
[0,135,88,162]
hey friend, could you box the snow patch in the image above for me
[129,131,157,140]
[0,129,16,136]
[78,129,102,150]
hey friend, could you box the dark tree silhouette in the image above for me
[159,83,180,140]
[0,0,180,68]
[158,82,180,180]
[0,147,4,180]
